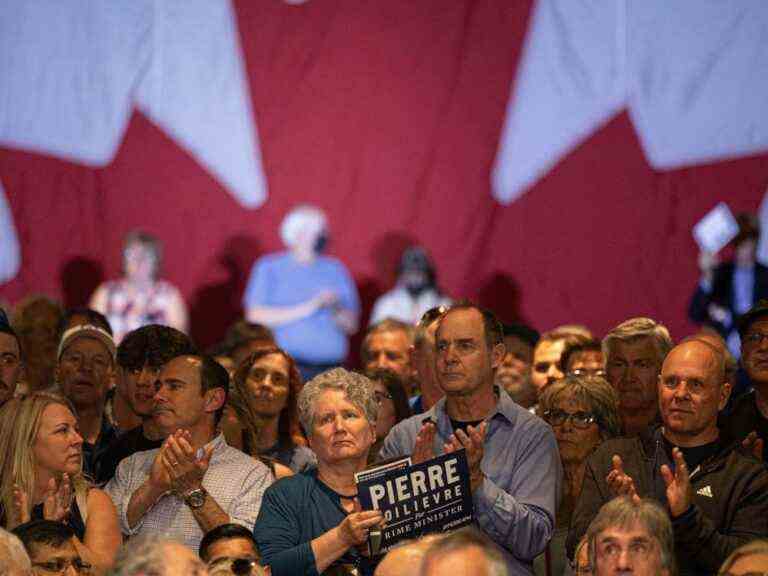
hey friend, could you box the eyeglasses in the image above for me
[543,410,597,429]
[374,391,393,404]
[418,306,448,328]
[33,557,92,574]
[744,331,768,346]
[209,557,262,576]
[570,368,606,378]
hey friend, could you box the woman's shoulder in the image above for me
[265,469,319,500]
[85,486,117,510]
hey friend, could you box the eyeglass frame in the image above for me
[542,409,599,429]
[32,557,93,574]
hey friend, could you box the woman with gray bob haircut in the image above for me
[255,368,385,576]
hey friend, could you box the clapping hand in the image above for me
[163,429,213,495]
[660,447,693,518]
[605,455,640,502]
[411,421,437,464]
[445,422,486,492]
[742,431,764,462]
[42,473,73,522]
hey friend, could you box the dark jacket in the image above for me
[719,390,768,461]
[567,428,768,575]
[689,262,768,336]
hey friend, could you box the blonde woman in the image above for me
[0,392,120,573]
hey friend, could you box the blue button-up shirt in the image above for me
[379,388,562,575]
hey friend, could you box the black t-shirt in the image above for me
[98,425,163,484]
[662,435,720,472]
[449,418,483,436]
[719,391,768,461]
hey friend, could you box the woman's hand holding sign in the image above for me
[445,422,487,492]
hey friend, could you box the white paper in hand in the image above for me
[693,202,739,253]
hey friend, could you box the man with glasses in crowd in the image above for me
[568,337,768,574]
[13,520,93,576]
[720,299,768,460]
[560,339,605,378]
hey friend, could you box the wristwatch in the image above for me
[183,487,207,510]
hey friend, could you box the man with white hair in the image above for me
[243,204,360,380]
[0,527,31,576]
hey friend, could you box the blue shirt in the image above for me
[242,252,360,364]
[379,388,562,575]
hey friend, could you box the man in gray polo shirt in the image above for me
[380,302,561,575]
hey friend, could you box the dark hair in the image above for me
[199,523,257,562]
[210,321,275,360]
[0,308,22,359]
[365,369,412,426]
[232,347,304,452]
[12,520,75,554]
[117,325,196,371]
[437,300,504,349]
[733,212,760,247]
[199,355,230,425]
[560,339,603,372]
[502,322,540,348]
[59,307,113,337]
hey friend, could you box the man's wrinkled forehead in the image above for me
[435,308,484,340]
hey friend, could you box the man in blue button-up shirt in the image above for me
[380,302,562,575]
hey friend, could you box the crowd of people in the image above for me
[0,209,767,576]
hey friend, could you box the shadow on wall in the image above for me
[474,272,530,328]
[60,257,104,309]
[189,235,262,350]
[347,232,418,369]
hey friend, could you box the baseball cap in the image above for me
[737,299,768,338]
[58,324,116,361]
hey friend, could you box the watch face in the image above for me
[186,489,206,509]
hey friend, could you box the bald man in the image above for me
[568,338,768,575]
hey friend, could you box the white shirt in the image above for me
[105,434,272,551]
[369,286,451,325]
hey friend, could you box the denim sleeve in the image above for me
[474,424,561,560]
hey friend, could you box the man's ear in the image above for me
[491,342,505,369]
[205,388,226,414]
[718,380,732,411]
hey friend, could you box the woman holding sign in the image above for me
[254,368,385,576]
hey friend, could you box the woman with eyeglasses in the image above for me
[534,375,621,576]
[364,369,412,464]
[0,392,121,575]
[228,347,316,476]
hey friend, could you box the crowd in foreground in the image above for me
[2,277,768,575]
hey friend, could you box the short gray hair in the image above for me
[108,536,187,576]
[602,317,672,366]
[0,527,30,573]
[539,374,622,439]
[420,527,508,576]
[586,497,675,575]
[718,539,768,574]
[298,368,378,434]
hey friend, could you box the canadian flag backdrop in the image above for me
[1,0,767,351]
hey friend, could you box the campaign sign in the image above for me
[355,451,473,555]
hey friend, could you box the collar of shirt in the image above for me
[423,386,517,441]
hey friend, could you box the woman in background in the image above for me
[364,369,411,463]
[0,392,120,574]
[227,346,315,475]
[90,230,187,343]
[535,375,621,576]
